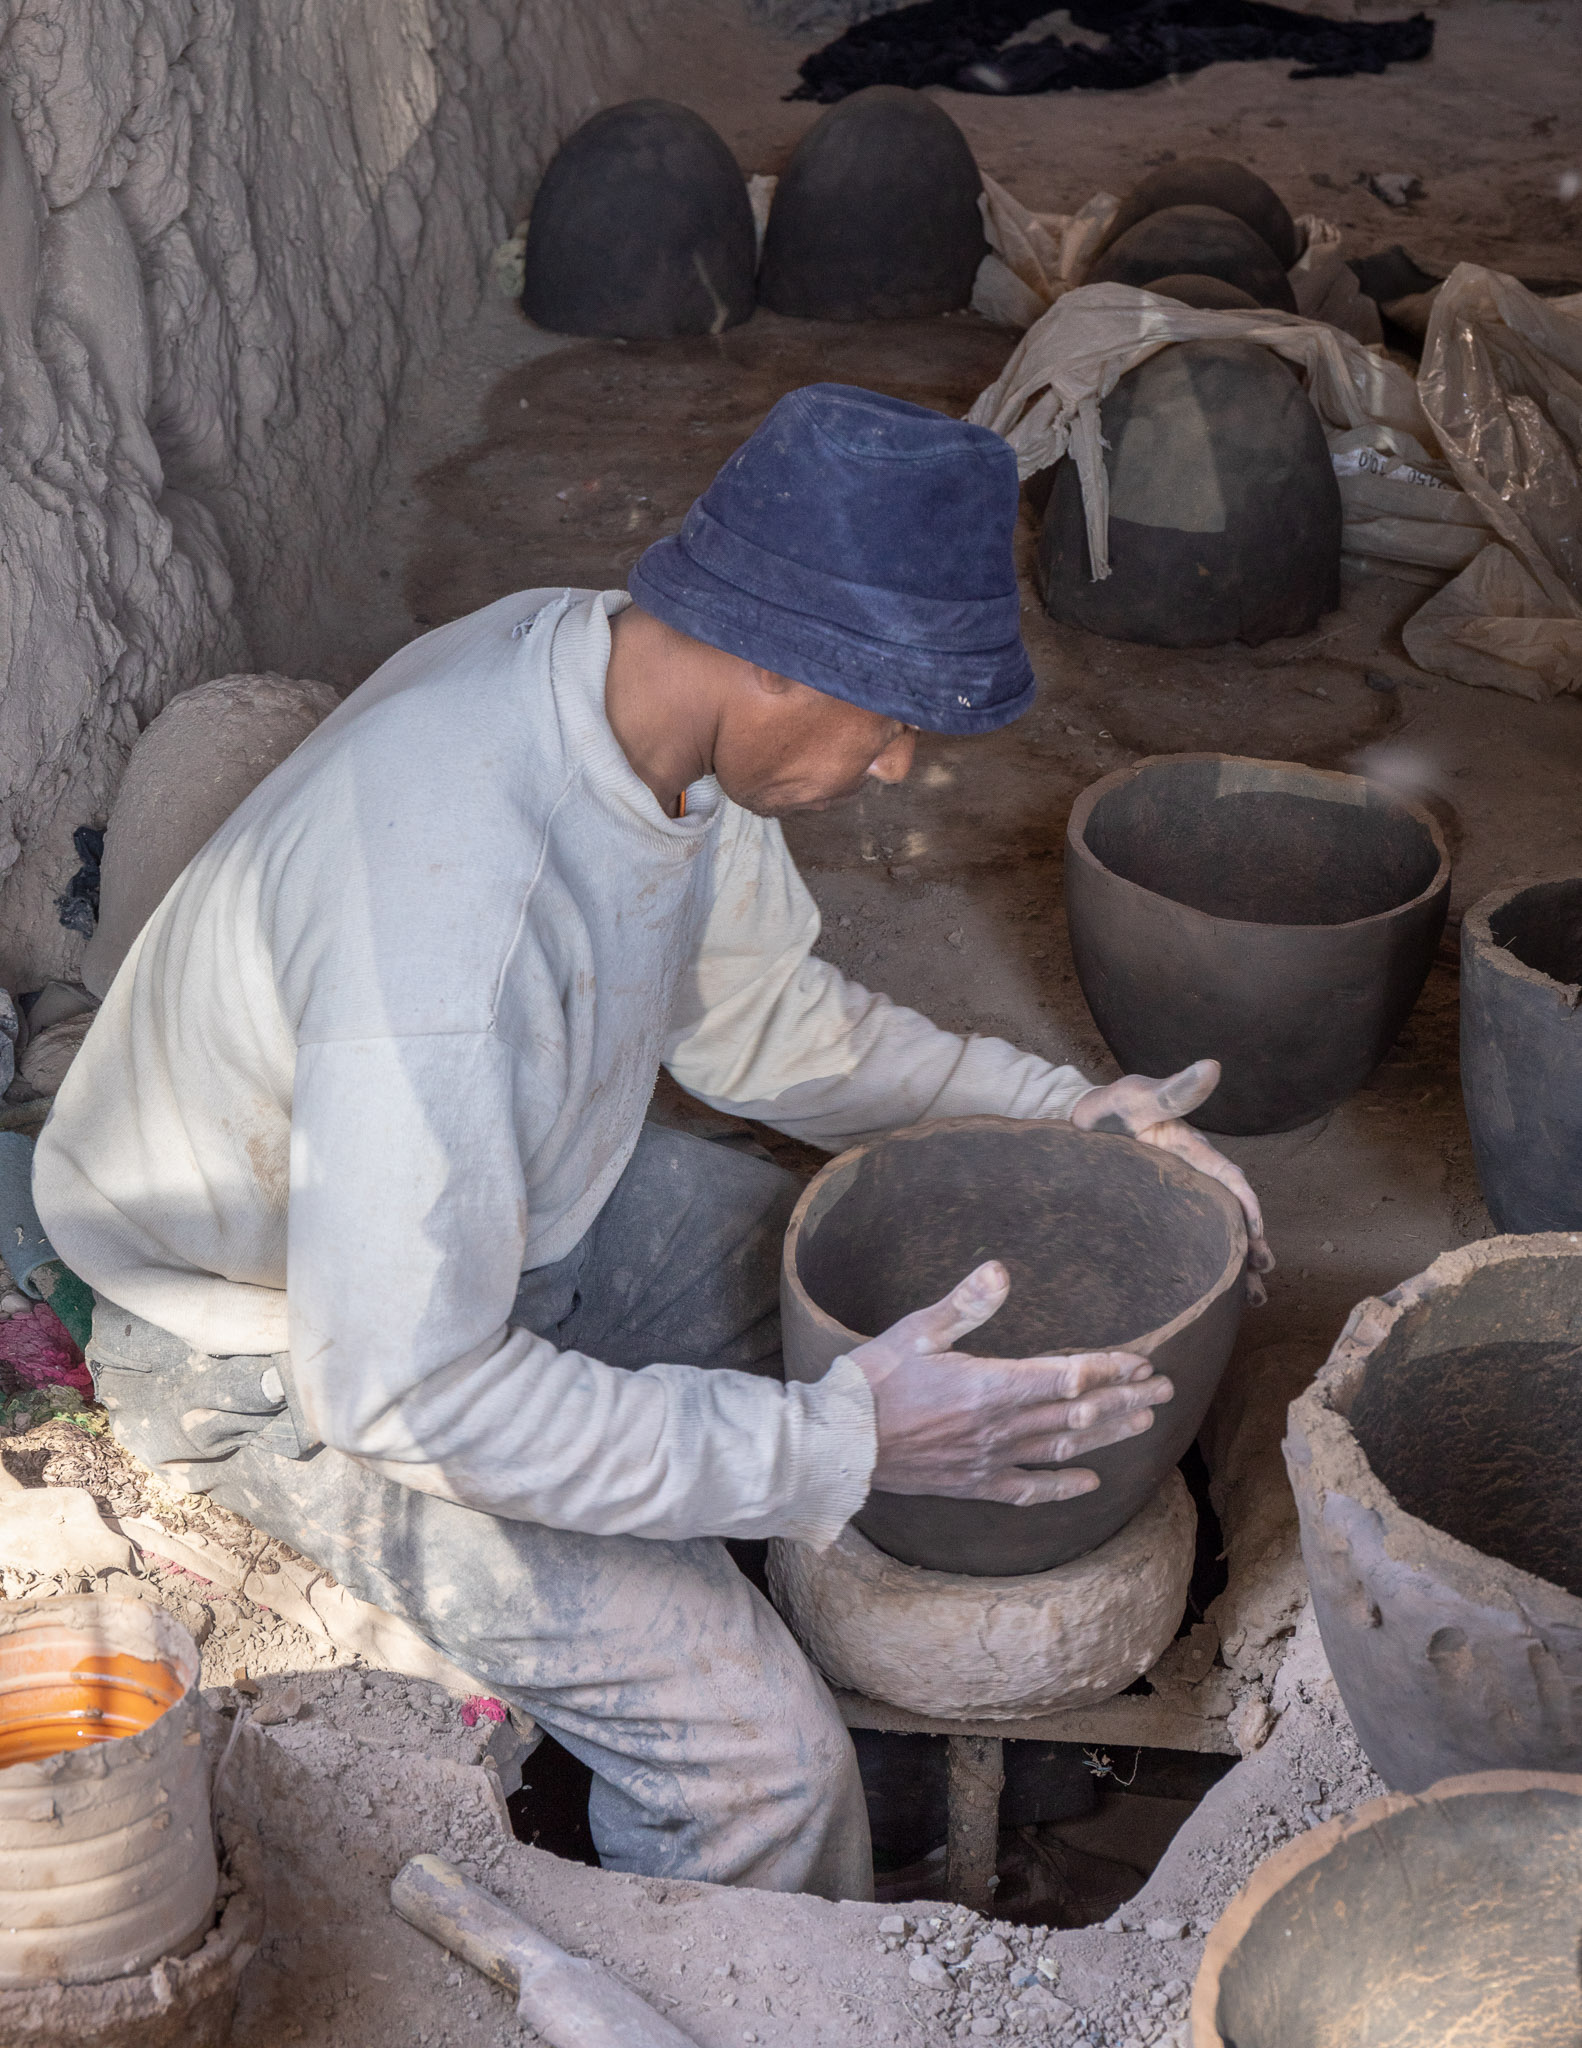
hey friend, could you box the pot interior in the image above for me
[795,1123,1235,1357]
[1082,757,1441,926]
[1212,1783,1582,2048]
[1489,876,1582,989]
[1346,1254,1582,1599]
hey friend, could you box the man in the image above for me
[36,385,1270,1900]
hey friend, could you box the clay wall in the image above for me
[0,0,647,988]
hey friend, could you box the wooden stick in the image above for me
[390,1854,699,2048]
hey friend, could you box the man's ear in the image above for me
[750,664,800,699]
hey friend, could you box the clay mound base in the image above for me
[0,1875,261,2048]
[767,1469,1194,1720]
[1193,1772,1582,2048]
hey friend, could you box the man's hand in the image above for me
[851,1261,1174,1506]
[1071,1058,1275,1304]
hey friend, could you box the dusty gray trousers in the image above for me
[86,1123,872,1900]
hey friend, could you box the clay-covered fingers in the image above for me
[852,1259,1010,1376]
[986,1370,1174,1463]
[1072,1059,1222,1136]
[1138,1121,1275,1287]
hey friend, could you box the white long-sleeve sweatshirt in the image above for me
[35,590,1093,1545]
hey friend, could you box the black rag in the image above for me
[789,0,1435,104]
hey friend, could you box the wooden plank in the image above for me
[833,1689,1237,1756]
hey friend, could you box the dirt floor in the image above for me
[8,3,1582,2043]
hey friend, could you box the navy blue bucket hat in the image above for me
[628,384,1035,735]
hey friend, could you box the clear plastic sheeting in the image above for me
[1406,265,1582,698]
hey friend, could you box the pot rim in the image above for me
[1462,874,1582,1005]
[1190,1768,1582,2048]
[782,1113,1248,1365]
[1066,752,1452,936]
[1284,1232,1582,1618]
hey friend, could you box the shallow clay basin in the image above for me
[1285,1235,1582,1791]
[781,1116,1245,1576]
[1192,1772,1582,2048]
[1065,754,1450,1135]
[1461,875,1582,1230]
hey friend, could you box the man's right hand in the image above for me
[849,1260,1174,1507]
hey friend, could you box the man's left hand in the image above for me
[1071,1059,1275,1305]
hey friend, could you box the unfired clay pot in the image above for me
[768,1470,1194,1719]
[1460,876,1582,1231]
[1285,1236,1582,1792]
[757,87,985,321]
[1097,157,1299,272]
[1192,1772,1582,2048]
[781,1116,1245,1576]
[1037,343,1341,649]
[1084,206,1297,312]
[521,100,756,338]
[1065,755,1451,1135]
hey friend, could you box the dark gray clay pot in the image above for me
[1037,341,1341,648]
[1144,273,1260,312]
[1098,157,1299,271]
[1285,1236,1582,1792]
[757,86,985,321]
[1460,877,1582,1231]
[1085,206,1297,312]
[1193,1771,1582,2048]
[1065,754,1451,1135]
[781,1116,1245,1576]
[521,100,755,338]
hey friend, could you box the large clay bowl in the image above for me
[1097,157,1299,272]
[781,1116,1245,1576]
[1065,755,1450,1135]
[1192,1771,1582,2048]
[1285,1235,1582,1791]
[1461,877,1582,1230]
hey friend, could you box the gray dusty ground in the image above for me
[9,3,1582,2042]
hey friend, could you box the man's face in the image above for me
[713,670,917,817]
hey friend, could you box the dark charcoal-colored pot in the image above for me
[757,86,985,321]
[781,1116,1245,1576]
[1085,206,1297,313]
[1144,273,1260,312]
[1099,158,1298,272]
[1192,1771,1582,2048]
[1285,1236,1582,1791]
[1037,341,1340,648]
[1065,754,1450,1136]
[1461,877,1582,1231]
[521,100,755,338]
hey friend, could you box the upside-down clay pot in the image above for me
[1099,157,1299,272]
[1144,273,1261,312]
[1460,877,1582,1230]
[757,86,985,321]
[780,1116,1245,1576]
[1285,1236,1582,1791]
[1065,755,1451,1135]
[1085,206,1297,312]
[1037,342,1341,648]
[1191,1771,1582,2048]
[521,100,756,338]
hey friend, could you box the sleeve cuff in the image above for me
[774,1353,877,1550]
